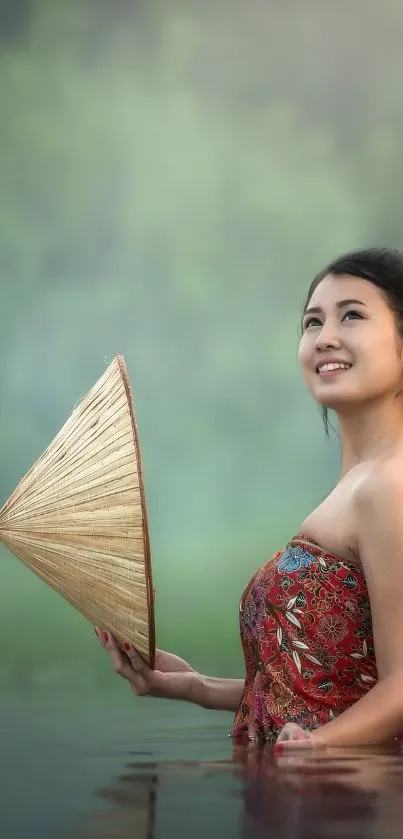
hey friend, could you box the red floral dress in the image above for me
[231,536,377,743]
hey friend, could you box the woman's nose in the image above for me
[315,321,342,351]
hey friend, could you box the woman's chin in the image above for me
[314,386,360,411]
[316,393,362,414]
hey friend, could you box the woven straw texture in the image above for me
[0,355,155,667]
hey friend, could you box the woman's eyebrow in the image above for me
[304,298,367,315]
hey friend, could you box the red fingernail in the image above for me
[124,641,130,651]
[103,632,109,642]
[273,743,284,755]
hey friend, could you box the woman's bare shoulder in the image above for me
[352,454,403,560]
[354,454,403,508]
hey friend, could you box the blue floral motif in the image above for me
[277,546,316,575]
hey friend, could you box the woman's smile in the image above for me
[316,360,353,378]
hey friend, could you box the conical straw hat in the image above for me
[0,355,155,667]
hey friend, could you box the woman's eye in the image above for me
[304,310,364,330]
[342,309,363,321]
[304,316,322,329]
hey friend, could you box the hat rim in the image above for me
[115,353,155,669]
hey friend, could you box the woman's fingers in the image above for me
[95,627,151,693]
[94,626,107,647]
[274,723,326,754]
[123,642,156,695]
[104,631,135,680]
[123,643,149,675]
[276,723,310,742]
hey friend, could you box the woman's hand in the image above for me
[274,723,325,751]
[95,628,201,704]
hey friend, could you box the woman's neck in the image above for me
[336,398,403,477]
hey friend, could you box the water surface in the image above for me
[2,692,403,838]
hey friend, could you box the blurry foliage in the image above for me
[1,0,403,685]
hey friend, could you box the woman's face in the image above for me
[298,273,403,410]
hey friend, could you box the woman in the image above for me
[96,247,403,750]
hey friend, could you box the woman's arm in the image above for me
[281,465,403,748]
[309,672,403,747]
[97,631,245,713]
[195,675,245,712]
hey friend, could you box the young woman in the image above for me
[96,247,403,750]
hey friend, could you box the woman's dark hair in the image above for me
[303,247,403,435]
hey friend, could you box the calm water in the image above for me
[2,692,403,838]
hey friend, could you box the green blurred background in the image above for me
[1,0,402,703]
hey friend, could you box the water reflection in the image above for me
[235,744,403,838]
[68,766,159,838]
[68,740,403,839]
